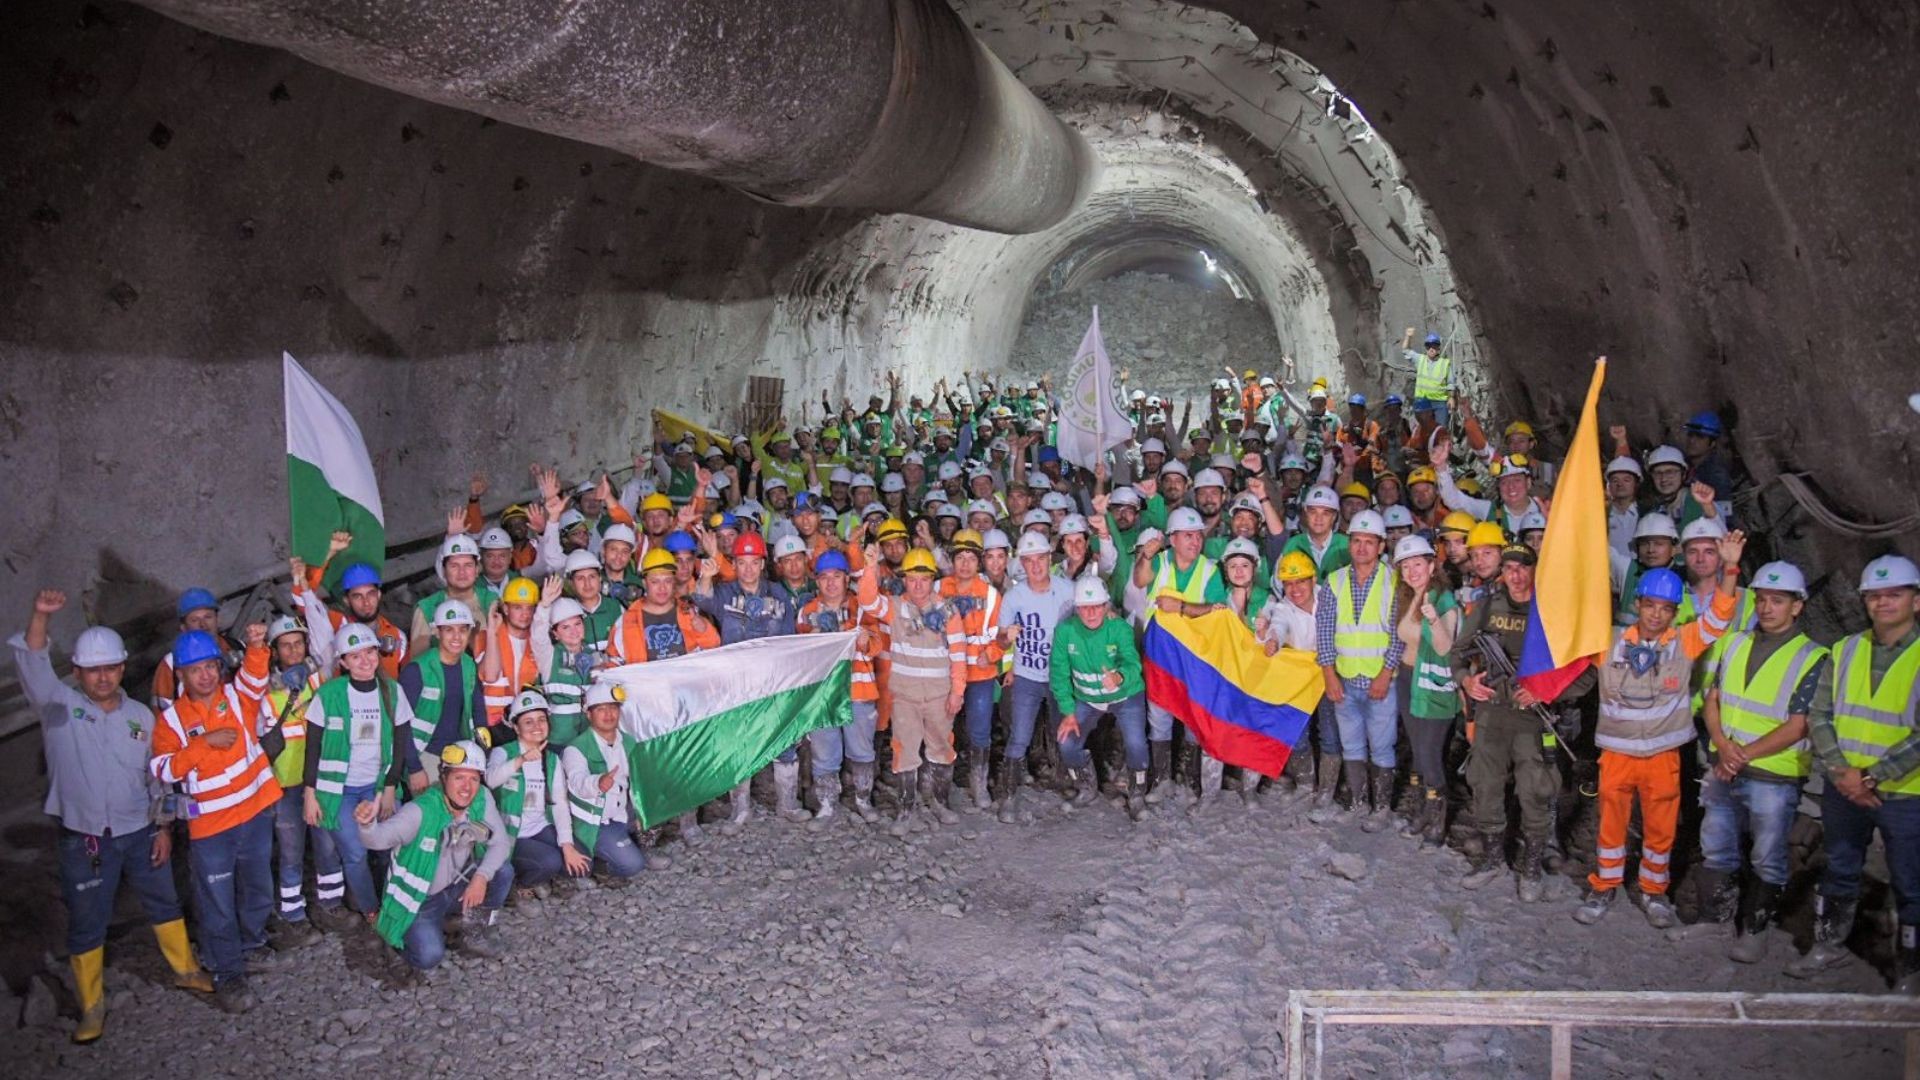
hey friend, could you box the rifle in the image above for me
[1471,631,1582,763]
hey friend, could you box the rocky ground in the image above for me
[0,778,1905,1079]
[1007,272,1279,407]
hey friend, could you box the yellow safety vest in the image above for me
[1330,563,1396,680]
[1414,353,1452,402]
[1146,555,1219,624]
[1685,585,1753,714]
[1832,632,1920,794]
[1714,631,1823,779]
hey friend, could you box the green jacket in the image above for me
[1051,616,1146,716]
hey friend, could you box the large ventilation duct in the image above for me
[133,0,1096,234]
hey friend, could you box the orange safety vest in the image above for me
[152,680,281,840]
[606,602,722,664]
[938,575,1003,683]
[799,593,880,702]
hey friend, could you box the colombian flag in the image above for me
[1517,358,1614,700]
[1143,610,1324,777]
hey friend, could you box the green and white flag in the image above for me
[599,632,857,827]
[284,352,385,593]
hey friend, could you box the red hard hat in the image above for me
[732,533,767,559]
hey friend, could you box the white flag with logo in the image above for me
[1056,307,1133,470]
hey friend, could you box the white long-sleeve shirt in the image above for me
[484,744,572,839]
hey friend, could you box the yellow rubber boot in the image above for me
[152,920,213,993]
[69,948,105,1044]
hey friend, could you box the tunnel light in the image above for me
[1201,250,1220,275]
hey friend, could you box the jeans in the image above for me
[1334,676,1399,766]
[1060,694,1149,772]
[808,700,879,775]
[401,861,514,971]
[58,825,182,954]
[1006,676,1054,761]
[1820,788,1920,925]
[327,783,382,914]
[1148,699,1179,743]
[188,809,275,982]
[272,784,343,922]
[1700,774,1801,886]
[961,679,998,751]
[1312,699,1341,757]
[592,824,646,879]
[512,825,567,888]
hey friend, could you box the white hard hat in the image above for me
[828,466,854,486]
[1230,494,1264,517]
[1146,395,1164,409]
[267,614,305,644]
[1347,510,1387,538]
[1646,445,1688,471]
[557,509,587,530]
[1750,561,1808,598]
[1279,454,1309,473]
[705,473,731,494]
[1193,468,1227,490]
[1302,486,1341,512]
[583,681,624,710]
[1021,508,1052,527]
[1222,538,1261,564]
[965,499,998,518]
[1073,577,1110,607]
[478,526,514,551]
[438,740,487,773]
[602,523,637,548]
[1016,532,1054,558]
[563,550,602,575]
[1130,389,1147,403]
[936,502,963,521]
[1159,459,1190,479]
[938,461,963,481]
[549,598,587,626]
[1041,492,1074,512]
[1634,513,1679,541]
[1145,412,1167,426]
[1606,456,1644,479]
[1058,514,1090,537]
[761,474,790,492]
[1141,438,1167,455]
[903,451,926,467]
[1108,487,1143,508]
[333,622,380,658]
[982,529,1012,552]
[1167,507,1206,534]
[1382,505,1416,530]
[72,626,129,667]
[1861,555,1920,592]
[1517,509,1548,533]
[1393,535,1437,563]
[1026,472,1053,491]
[433,599,475,627]
[1680,517,1727,546]
[509,689,550,722]
[1259,376,1278,388]
[850,473,877,490]
[773,534,808,560]
[1209,453,1236,471]
[438,534,480,576]
[874,473,902,494]
[1136,527,1165,547]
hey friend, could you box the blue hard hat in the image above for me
[1684,410,1723,437]
[1348,394,1368,407]
[340,563,382,592]
[1037,445,1061,463]
[662,530,699,554]
[171,630,223,670]
[814,550,851,576]
[1636,567,1685,605]
[1384,394,1404,408]
[793,491,818,511]
[1424,332,1443,347]
[177,588,218,617]
[1413,398,1436,413]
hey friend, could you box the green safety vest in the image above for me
[543,652,590,749]
[491,740,560,841]
[1409,591,1460,720]
[1414,352,1452,402]
[1832,633,1920,794]
[1713,631,1823,779]
[1145,554,1220,624]
[407,653,480,754]
[567,728,640,852]
[310,675,396,830]
[1330,563,1397,680]
[374,785,492,948]
[577,598,621,656]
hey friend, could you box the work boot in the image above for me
[1462,831,1508,890]
[773,760,812,823]
[244,946,288,974]
[968,748,992,812]
[677,810,706,846]
[1239,767,1263,807]
[1729,881,1783,964]
[1786,894,1859,978]
[890,769,921,836]
[1144,741,1172,805]
[1639,890,1678,930]
[1196,752,1224,805]
[1397,771,1424,815]
[721,780,753,834]
[1572,886,1619,925]
[1126,769,1149,821]
[1399,786,1432,838]
[996,757,1026,823]
[925,764,961,824]
[1064,765,1099,807]
[849,761,881,823]
[1670,867,1738,940]
[1309,759,1363,825]
[457,915,506,960]
[69,947,104,1044]
[1897,925,1920,995]
[214,977,258,1015]
[1516,835,1547,903]
[1276,751,1308,800]
[1420,788,1449,848]
[153,918,214,993]
[1359,765,1397,833]
[810,771,840,826]
[308,903,360,935]
[269,916,321,951]
[1308,752,1341,816]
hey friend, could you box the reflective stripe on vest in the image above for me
[567,729,637,852]
[409,654,479,753]
[1715,631,1821,779]
[1414,353,1452,401]
[1146,554,1219,625]
[1330,564,1395,680]
[1833,633,1920,793]
[374,786,491,949]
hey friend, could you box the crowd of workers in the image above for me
[17,329,1920,1042]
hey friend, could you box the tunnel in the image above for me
[2,0,1918,1073]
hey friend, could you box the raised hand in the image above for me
[244,622,268,648]
[328,530,354,556]
[540,573,563,605]
[445,508,466,537]
[1718,529,1748,570]
[595,472,614,507]
[33,589,66,615]
[1690,480,1718,511]
[470,472,489,500]
[526,499,549,534]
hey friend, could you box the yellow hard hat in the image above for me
[950,529,983,554]
[1504,420,1535,440]
[1407,467,1438,487]
[1455,475,1483,496]
[1277,551,1317,582]
[1439,510,1477,536]
[1467,521,1508,550]
[1242,368,1258,380]
[641,548,677,575]
[876,518,909,542]
[500,577,539,605]
[900,548,939,576]
[1340,481,1371,500]
[640,493,673,514]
